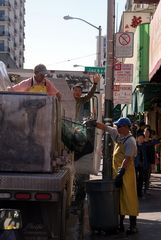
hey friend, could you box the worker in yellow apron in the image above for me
[96,117,139,235]
[7,64,62,99]
[28,78,47,93]
[113,137,139,234]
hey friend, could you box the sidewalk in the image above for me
[83,173,161,240]
[66,173,161,240]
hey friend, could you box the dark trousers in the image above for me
[120,215,136,228]
[135,166,144,197]
[74,174,89,209]
[143,165,151,193]
[73,174,89,224]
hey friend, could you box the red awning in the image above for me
[149,58,161,81]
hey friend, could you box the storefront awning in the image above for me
[133,83,161,113]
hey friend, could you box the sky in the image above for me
[24,0,126,71]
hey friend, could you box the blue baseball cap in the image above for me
[114,117,131,127]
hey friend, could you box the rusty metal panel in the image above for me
[0,92,58,172]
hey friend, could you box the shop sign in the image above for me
[113,84,132,104]
[123,11,151,33]
[114,64,133,83]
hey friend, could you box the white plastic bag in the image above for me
[0,61,12,91]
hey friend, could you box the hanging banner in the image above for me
[123,11,151,32]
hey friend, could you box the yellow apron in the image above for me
[113,141,139,216]
[28,84,47,93]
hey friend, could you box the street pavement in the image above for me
[67,173,161,240]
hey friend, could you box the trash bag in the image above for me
[61,118,96,160]
[0,61,12,91]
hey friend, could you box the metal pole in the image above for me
[103,0,115,179]
[98,26,102,67]
[85,2,119,230]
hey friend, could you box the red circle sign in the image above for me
[118,33,131,46]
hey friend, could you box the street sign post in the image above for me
[85,66,105,74]
[115,32,134,58]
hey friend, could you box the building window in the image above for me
[0,25,5,35]
[0,0,5,6]
[103,37,106,48]
[0,10,5,21]
[0,40,4,51]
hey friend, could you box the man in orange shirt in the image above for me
[8,64,61,99]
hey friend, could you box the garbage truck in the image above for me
[0,65,103,239]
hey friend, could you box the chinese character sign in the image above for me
[123,12,151,33]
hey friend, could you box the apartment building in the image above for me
[95,35,106,67]
[0,0,25,68]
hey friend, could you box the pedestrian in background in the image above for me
[137,120,146,135]
[143,127,160,195]
[135,132,145,198]
[96,117,139,235]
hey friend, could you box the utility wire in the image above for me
[54,53,96,65]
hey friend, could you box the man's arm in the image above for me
[80,83,97,103]
[7,78,32,92]
[80,74,100,103]
[96,122,118,141]
[45,79,62,99]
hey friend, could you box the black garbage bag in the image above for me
[61,119,96,160]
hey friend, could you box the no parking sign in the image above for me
[115,32,134,58]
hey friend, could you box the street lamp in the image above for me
[73,64,84,68]
[63,15,102,67]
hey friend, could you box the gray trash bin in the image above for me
[86,179,119,233]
